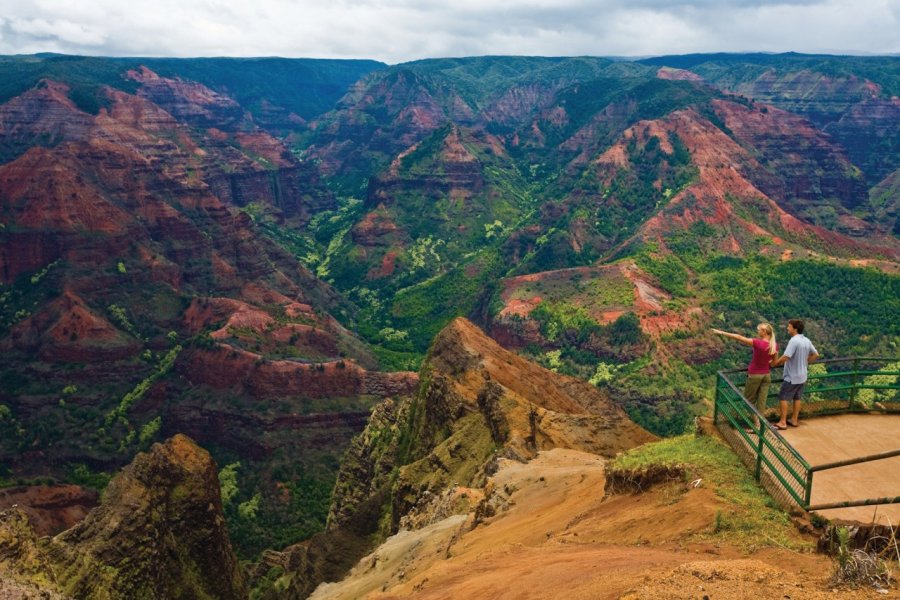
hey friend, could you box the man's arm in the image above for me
[771,354,789,367]
[771,337,797,367]
[808,351,820,363]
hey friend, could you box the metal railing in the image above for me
[714,357,900,510]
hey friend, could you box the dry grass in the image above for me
[829,524,897,591]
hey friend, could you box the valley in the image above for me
[0,51,898,598]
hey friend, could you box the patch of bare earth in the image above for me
[312,449,894,599]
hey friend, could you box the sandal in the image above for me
[773,423,788,430]
[787,420,799,427]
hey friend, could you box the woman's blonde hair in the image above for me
[758,323,777,356]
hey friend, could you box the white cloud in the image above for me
[9,17,106,46]
[0,0,897,61]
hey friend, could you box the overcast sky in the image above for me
[1,0,898,64]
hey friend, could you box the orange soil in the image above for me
[311,449,890,600]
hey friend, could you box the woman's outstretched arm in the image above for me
[711,328,753,346]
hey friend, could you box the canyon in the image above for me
[0,52,897,597]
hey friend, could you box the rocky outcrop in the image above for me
[4,290,140,362]
[0,435,247,599]
[711,67,881,126]
[656,66,705,83]
[354,317,654,529]
[0,80,94,163]
[204,161,334,222]
[590,104,900,259]
[350,207,405,248]
[272,318,654,598]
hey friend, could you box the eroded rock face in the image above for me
[720,68,880,127]
[273,318,655,599]
[0,485,99,537]
[128,66,246,130]
[0,435,247,599]
[0,80,94,164]
[335,317,655,533]
[711,99,868,216]
[588,103,900,260]
[177,344,418,399]
[824,97,900,187]
[0,77,373,509]
[4,290,140,362]
[53,434,247,599]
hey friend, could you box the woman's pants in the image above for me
[744,373,772,417]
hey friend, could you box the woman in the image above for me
[712,323,778,429]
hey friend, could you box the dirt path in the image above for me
[781,414,900,524]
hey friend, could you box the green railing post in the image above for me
[849,358,859,410]
[755,422,765,480]
[714,376,720,425]
[804,471,813,508]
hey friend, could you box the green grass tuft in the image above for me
[611,433,813,551]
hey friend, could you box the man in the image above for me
[770,319,819,430]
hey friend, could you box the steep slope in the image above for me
[327,124,526,290]
[0,73,412,559]
[0,434,247,599]
[278,55,900,442]
[293,61,728,363]
[259,318,654,598]
[482,97,899,435]
[3,52,899,586]
[639,53,900,188]
[602,103,898,257]
[306,433,882,600]
[869,168,900,236]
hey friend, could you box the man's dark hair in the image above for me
[789,319,804,334]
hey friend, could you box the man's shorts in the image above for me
[778,381,806,401]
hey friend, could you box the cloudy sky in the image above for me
[1,0,898,63]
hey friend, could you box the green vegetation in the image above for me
[107,304,139,339]
[225,467,337,559]
[3,50,900,570]
[0,262,62,339]
[829,525,895,589]
[68,463,112,491]
[105,345,182,430]
[0,55,139,116]
[639,53,900,103]
[219,462,241,506]
[138,417,162,446]
[704,256,900,356]
[402,56,619,115]
[597,133,699,246]
[392,250,504,352]
[610,433,811,551]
